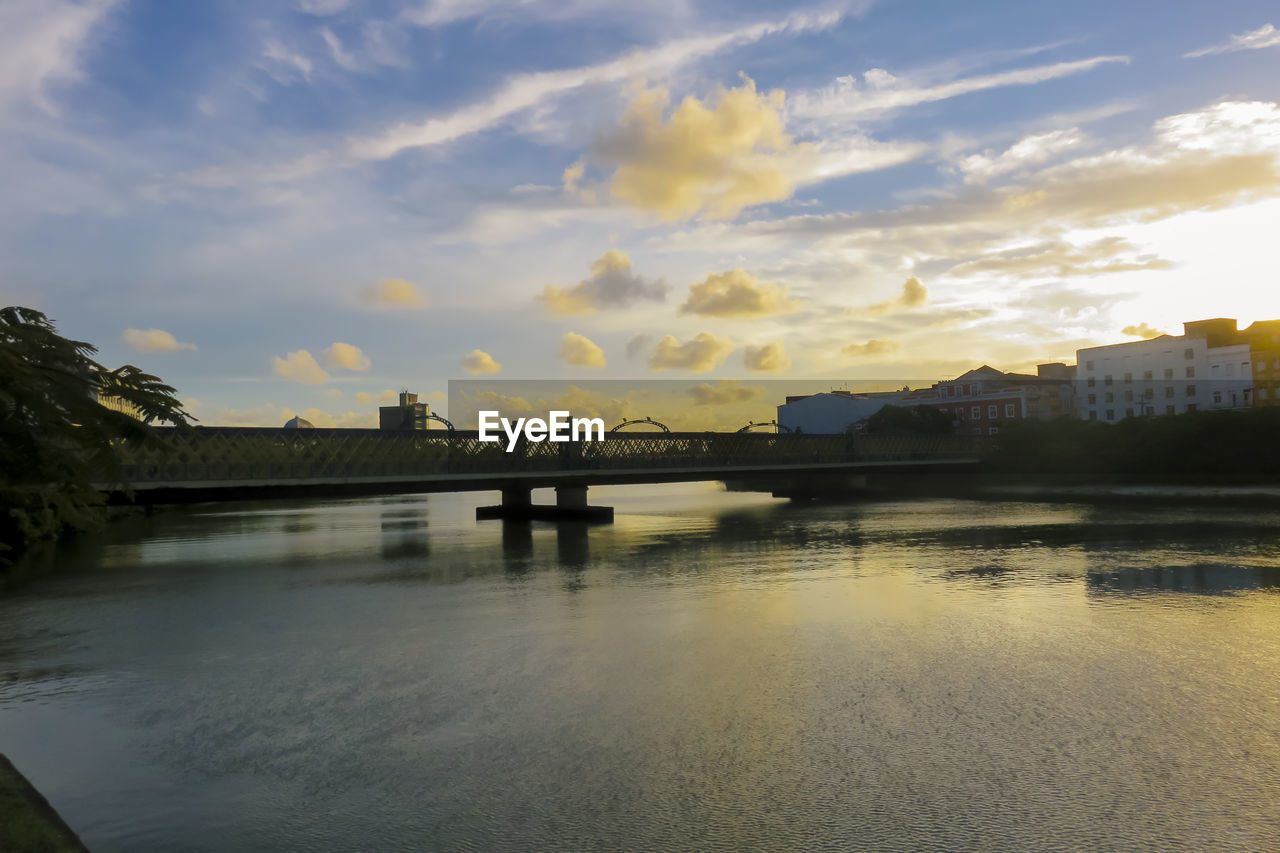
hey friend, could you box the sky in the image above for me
[3,0,1280,428]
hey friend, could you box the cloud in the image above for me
[625,332,652,359]
[298,0,349,14]
[743,341,790,372]
[364,277,427,309]
[320,27,358,71]
[324,388,344,400]
[648,333,733,373]
[956,128,1085,184]
[842,339,898,358]
[0,0,119,114]
[539,250,667,314]
[679,268,798,318]
[463,349,502,374]
[792,54,1129,122]
[122,328,197,353]
[867,277,928,314]
[1185,23,1280,58]
[322,341,371,371]
[948,238,1173,279]
[596,78,801,220]
[560,332,607,368]
[273,349,330,384]
[688,379,764,405]
[356,389,398,405]
[260,38,313,85]
[346,9,841,162]
[1121,322,1165,339]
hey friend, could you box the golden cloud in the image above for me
[539,250,668,314]
[867,277,928,315]
[122,328,197,353]
[679,269,798,318]
[365,278,427,309]
[841,339,898,359]
[463,349,502,374]
[355,389,398,405]
[322,341,371,371]
[560,332,607,368]
[688,379,764,406]
[949,238,1173,279]
[597,77,799,221]
[648,332,733,373]
[743,341,790,372]
[273,349,330,384]
[1121,322,1164,339]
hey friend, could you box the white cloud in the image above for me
[463,349,502,374]
[0,0,118,114]
[298,0,350,14]
[273,349,330,384]
[956,128,1085,183]
[320,27,358,71]
[560,332,607,368]
[322,341,371,371]
[346,8,842,161]
[261,38,314,85]
[792,55,1129,122]
[648,333,733,373]
[1185,23,1280,58]
[122,328,197,353]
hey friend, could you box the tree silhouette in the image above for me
[1,306,193,556]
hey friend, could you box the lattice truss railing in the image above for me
[116,427,984,485]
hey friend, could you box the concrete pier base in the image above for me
[476,484,614,522]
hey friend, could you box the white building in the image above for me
[777,390,912,434]
[1075,319,1253,422]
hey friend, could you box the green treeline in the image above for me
[0,307,191,563]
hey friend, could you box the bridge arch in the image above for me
[609,417,671,433]
[736,420,793,434]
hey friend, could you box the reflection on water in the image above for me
[2,484,1280,852]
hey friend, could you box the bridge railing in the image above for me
[115,427,985,485]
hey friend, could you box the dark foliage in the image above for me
[860,404,955,436]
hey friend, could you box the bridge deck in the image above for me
[107,427,985,503]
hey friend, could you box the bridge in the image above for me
[112,427,986,521]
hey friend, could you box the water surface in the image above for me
[2,484,1279,851]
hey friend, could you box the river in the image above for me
[2,484,1279,851]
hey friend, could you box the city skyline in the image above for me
[3,0,1280,428]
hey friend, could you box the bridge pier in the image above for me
[476,483,614,522]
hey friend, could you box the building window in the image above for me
[962,384,971,395]
[987,405,997,418]
[1088,411,1097,420]
[1274,358,1280,369]
[1104,392,1114,403]
[1144,388,1154,400]
[1186,366,1195,378]
[1213,390,1223,404]
[1104,375,1113,386]
[1187,403,1197,412]
[1125,407,1134,418]
[1005,403,1015,417]
[1185,348,1194,359]
[1123,372,1132,384]
[1242,362,1250,374]
[971,406,980,419]
[1088,393,1097,404]
[1259,361,1267,372]
[1226,363,1234,377]
[1163,368,1173,380]
[1086,377,1096,387]
[1143,370,1153,381]
[1085,360,1094,370]
[1124,390,1134,402]
[1186,384,1196,396]
[1164,386,1174,398]
[1262,388,1270,400]
[947,386,955,397]
[1106,409,1115,421]
[988,426,999,435]
[1165,405,1175,415]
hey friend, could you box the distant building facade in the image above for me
[379,391,430,430]
[1075,318,1259,422]
[1241,319,1280,407]
[777,389,912,434]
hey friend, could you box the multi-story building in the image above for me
[1242,319,1280,406]
[777,363,1076,435]
[1075,318,1255,422]
[379,391,430,430]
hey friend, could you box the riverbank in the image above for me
[863,472,1280,504]
[0,754,88,852]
